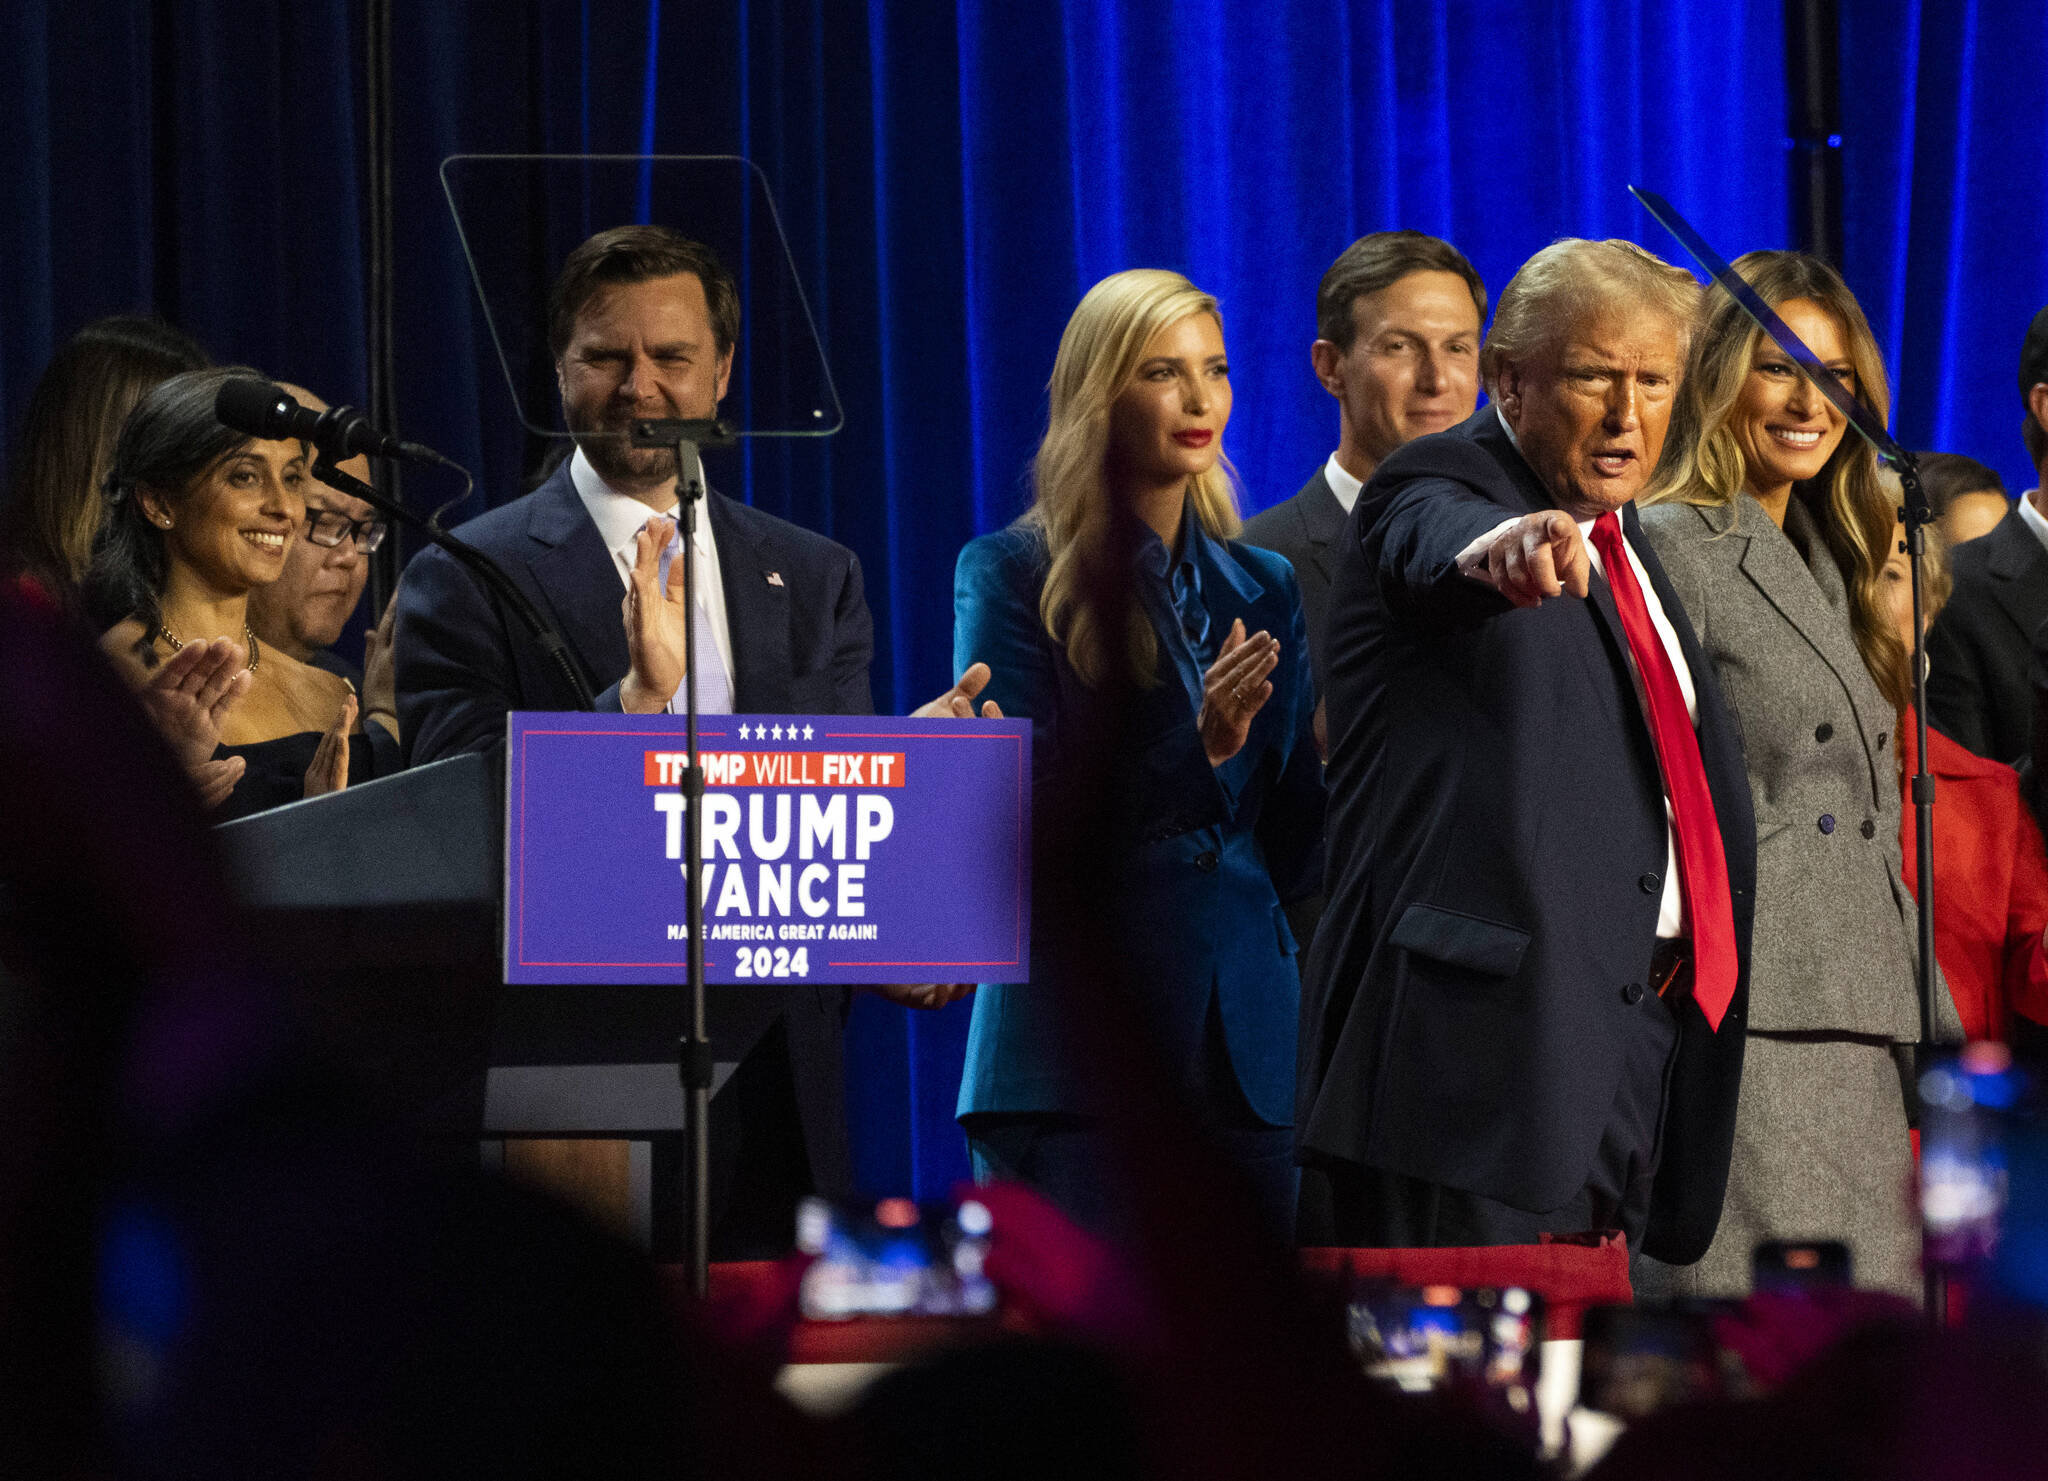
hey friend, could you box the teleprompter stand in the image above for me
[628,415,736,1298]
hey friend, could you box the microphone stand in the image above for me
[309,454,594,711]
[629,416,736,1298]
[1897,451,1944,1327]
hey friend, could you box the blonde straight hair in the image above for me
[1026,268,1242,688]
[1641,250,1907,713]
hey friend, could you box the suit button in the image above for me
[1194,850,1220,873]
[1861,818,1876,839]
[1878,732,1888,750]
[1815,722,1834,743]
[1639,872,1660,894]
[1622,982,1645,1005]
[1818,814,1836,835]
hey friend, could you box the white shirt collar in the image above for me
[1494,402,1521,450]
[2016,488,2048,557]
[569,447,677,568]
[1323,453,1363,515]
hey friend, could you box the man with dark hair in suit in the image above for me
[1297,239,1756,1265]
[1241,231,1487,693]
[1926,305,2048,766]
[396,226,974,1256]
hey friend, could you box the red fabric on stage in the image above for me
[1897,712,2048,1041]
[696,1236,1634,1362]
[1299,1235,1633,1340]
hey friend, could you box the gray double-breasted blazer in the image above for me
[1639,493,1957,1042]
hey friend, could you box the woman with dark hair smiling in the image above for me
[90,368,393,819]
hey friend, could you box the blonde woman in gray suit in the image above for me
[1637,251,1958,1300]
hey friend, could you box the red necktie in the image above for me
[1589,512,1738,1032]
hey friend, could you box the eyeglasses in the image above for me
[303,509,389,553]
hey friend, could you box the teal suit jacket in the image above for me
[950,517,1323,1126]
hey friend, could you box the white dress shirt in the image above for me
[1468,407,1697,937]
[2016,487,2048,556]
[1324,452,1364,515]
[569,447,737,702]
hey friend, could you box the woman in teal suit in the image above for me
[951,268,1323,1234]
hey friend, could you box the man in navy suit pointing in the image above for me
[1297,240,1757,1265]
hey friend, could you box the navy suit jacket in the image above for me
[1240,465,1348,695]
[1926,510,2047,765]
[393,460,874,1194]
[395,461,873,763]
[1296,408,1756,1260]
[950,518,1324,1126]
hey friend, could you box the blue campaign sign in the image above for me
[505,713,1031,985]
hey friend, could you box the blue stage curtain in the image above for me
[4,1,2030,1203]
[1841,0,2048,494]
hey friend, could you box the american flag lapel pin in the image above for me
[766,570,785,587]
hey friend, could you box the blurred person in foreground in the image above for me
[1242,230,1488,694]
[1298,239,1756,1267]
[1925,308,2048,765]
[951,268,1323,1235]
[1918,450,2010,547]
[244,383,399,743]
[89,367,397,820]
[1637,251,1960,1300]
[1876,487,2048,1045]
[0,314,207,615]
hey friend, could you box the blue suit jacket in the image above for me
[950,519,1324,1126]
[395,462,874,764]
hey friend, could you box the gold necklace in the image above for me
[157,619,260,673]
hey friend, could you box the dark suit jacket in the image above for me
[393,460,875,1195]
[1296,408,1757,1261]
[1927,509,2047,764]
[396,463,873,761]
[1240,466,1348,695]
[951,519,1323,1126]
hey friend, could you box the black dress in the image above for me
[213,725,400,821]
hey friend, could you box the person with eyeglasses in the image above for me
[247,384,401,745]
[89,368,399,819]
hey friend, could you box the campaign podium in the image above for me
[216,750,798,1244]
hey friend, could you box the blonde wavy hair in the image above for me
[1026,268,1242,688]
[1641,251,1907,713]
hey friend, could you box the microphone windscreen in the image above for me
[214,378,301,442]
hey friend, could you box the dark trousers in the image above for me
[964,998,1299,1240]
[1309,975,1678,1250]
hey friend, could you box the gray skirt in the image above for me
[1637,1030,1921,1302]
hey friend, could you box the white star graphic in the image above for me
[772,723,786,740]
[737,723,751,740]
[802,724,814,740]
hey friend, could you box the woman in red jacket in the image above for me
[1884,505,2048,1041]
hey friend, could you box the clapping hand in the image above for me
[136,637,251,809]
[304,689,356,797]
[361,591,400,741]
[619,516,690,714]
[1198,619,1278,767]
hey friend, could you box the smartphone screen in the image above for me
[1346,1284,1541,1406]
[795,1194,998,1321]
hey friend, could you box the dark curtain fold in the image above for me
[0,0,2031,1200]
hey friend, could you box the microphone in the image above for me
[214,377,440,464]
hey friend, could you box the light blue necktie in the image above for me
[652,518,734,715]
